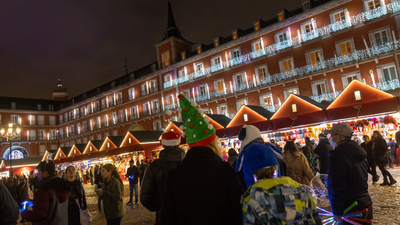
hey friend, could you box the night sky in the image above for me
[0,0,301,100]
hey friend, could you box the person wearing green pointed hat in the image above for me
[161,94,243,225]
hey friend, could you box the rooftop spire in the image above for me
[167,1,177,30]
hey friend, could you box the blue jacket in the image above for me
[387,140,397,154]
[328,140,372,216]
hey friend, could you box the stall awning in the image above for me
[68,144,87,157]
[54,147,72,160]
[3,156,43,168]
[270,94,327,130]
[225,105,273,137]
[82,140,103,154]
[99,137,122,151]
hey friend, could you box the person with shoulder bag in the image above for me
[283,140,314,186]
[65,166,90,225]
[371,131,396,186]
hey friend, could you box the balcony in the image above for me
[251,48,266,59]
[130,114,139,120]
[365,5,387,21]
[331,19,350,32]
[141,90,149,97]
[374,79,400,91]
[301,31,319,42]
[143,110,151,116]
[210,63,224,73]
[165,103,178,110]
[229,57,242,67]
[152,108,161,114]
[310,91,341,103]
[164,80,176,89]
[196,94,209,102]
[233,83,249,93]
[274,40,292,52]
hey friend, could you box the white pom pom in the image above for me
[204,117,210,123]
[198,108,204,114]
[191,101,197,107]
[177,107,182,112]
[187,119,191,122]
[166,110,172,116]
[208,124,214,130]
[177,117,182,122]
[199,121,203,125]
[193,134,196,138]
[179,125,184,130]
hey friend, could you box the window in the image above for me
[29,130,36,141]
[181,52,186,60]
[341,72,361,88]
[143,102,151,115]
[153,120,162,131]
[182,89,190,98]
[236,98,248,111]
[59,129,64,138]
[101,98,107,109]
[197,84,207,97]
[354,90,362,101]
[211,55,222,71]
[37,104,42,110]
[194,62,204,75]
[197,46,201,54]
[301,19,317,35]
[89,119,94,131]
[109,94,116,106]
[80,106,85,116]
[11,102,16,109]
[97,134,102,140]
[112,112,117,124]
[48,105,54,111]
[259,93,274,108]
[311,80,328,96]
[38,130,46,140]
[255,65,268,81]
[202,108,210,114]
[214,38,219,46]
[97,117,101,128]
[306,49,324,67]
[378,64,398,82]
[104,131,109,138]
[128,88,135,100]
[275,30,288,43]
[162,51,169,67]
[116,92,123,104]
[112,130,118,136]
[119,110,124,122]
[76,139,81,144]
[291,104,298,113]
[178,67,187,78]
[166,94,175,107]
[365,0,381,10]
[230,48,241,59]
[82,137,87,143]
[150,79,158,93]
[217,103,228,116]
[37,115,45,125]
[130,106,139,119]
[164,74,173,85]
[214,79,225,94]
[77,123,81,134]
[90,135,94,140]
[50,129,57,140]
[141,83,148,96]
[278,12,284,21]
[151,99,160,114]
[279,57,294,74]
[104,114,109,127]
[335,39,355,58]
[39,145,46,155]
[302,0,311,10]
[232,31,238,39]
[251,39,263,52]
[254,22,260,31]
[82,121,87,132]
[232,72,245,87]
[284,86,300,99]
[0,114,2,124]
[29,115,36,125]
[73,108,79,119]
[94,101,100,111]
[11,115,19,124]
[369,27,391,46]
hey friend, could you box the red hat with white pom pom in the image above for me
[161,131,181,146]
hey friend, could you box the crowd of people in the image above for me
[0,94,399,225]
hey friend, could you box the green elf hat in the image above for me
[177,94,216,147]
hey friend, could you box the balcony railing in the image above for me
[374,79,400,91]
[331,19,351,32]
[130,114,139,120]
[150,86,158,93]
[310,91,341,103]
[301,31,319,42]
[164,80,176,89]
[210,63,224,73]
[141,90,149,97]
[152,108,161,114]
[165,103,178,110]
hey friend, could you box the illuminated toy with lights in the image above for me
[21,201,34,211]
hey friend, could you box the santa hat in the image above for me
[242,143,279,187]
[177,94,216,147]
[161,131,181,146]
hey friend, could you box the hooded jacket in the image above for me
[314,138,333,174]
[21,175,70,225]
[242,177,322,225]
[161,146,243,225]
[141,146,185,224]
[328,140,372,216]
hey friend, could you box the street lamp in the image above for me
[1,123,21,178]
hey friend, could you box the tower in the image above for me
[154,1,193,69]
[52,79,68,101]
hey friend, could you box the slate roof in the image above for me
[205,114,231,128]
[128,131,163,143]
[107,136,125,147]
[293,94,327,109]
[90,140,104,150]
[246,105,274,119]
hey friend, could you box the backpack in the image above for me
[287,157,301,183]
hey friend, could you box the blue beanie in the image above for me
[241,143,279,187]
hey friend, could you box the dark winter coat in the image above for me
[94,172,103,188]
[368,138,388,165]
[0,183,19,225]
[21,175,70,225]
[125,165,139,184]
[227,149,238,168]
[16,180,30,207]
[141,146,185,225]
[161,146,243,225]
[102,176,125,220]
[328,140,372,216]
[314,138,332,174]
[65,179,87,225]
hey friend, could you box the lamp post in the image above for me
[1,123,21,178]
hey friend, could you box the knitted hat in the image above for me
[161,131,181,146]
[177,94,216,147]
[238,125,262,150]
[241,143,279,187]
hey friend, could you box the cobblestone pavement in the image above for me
[17,168,400,224]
